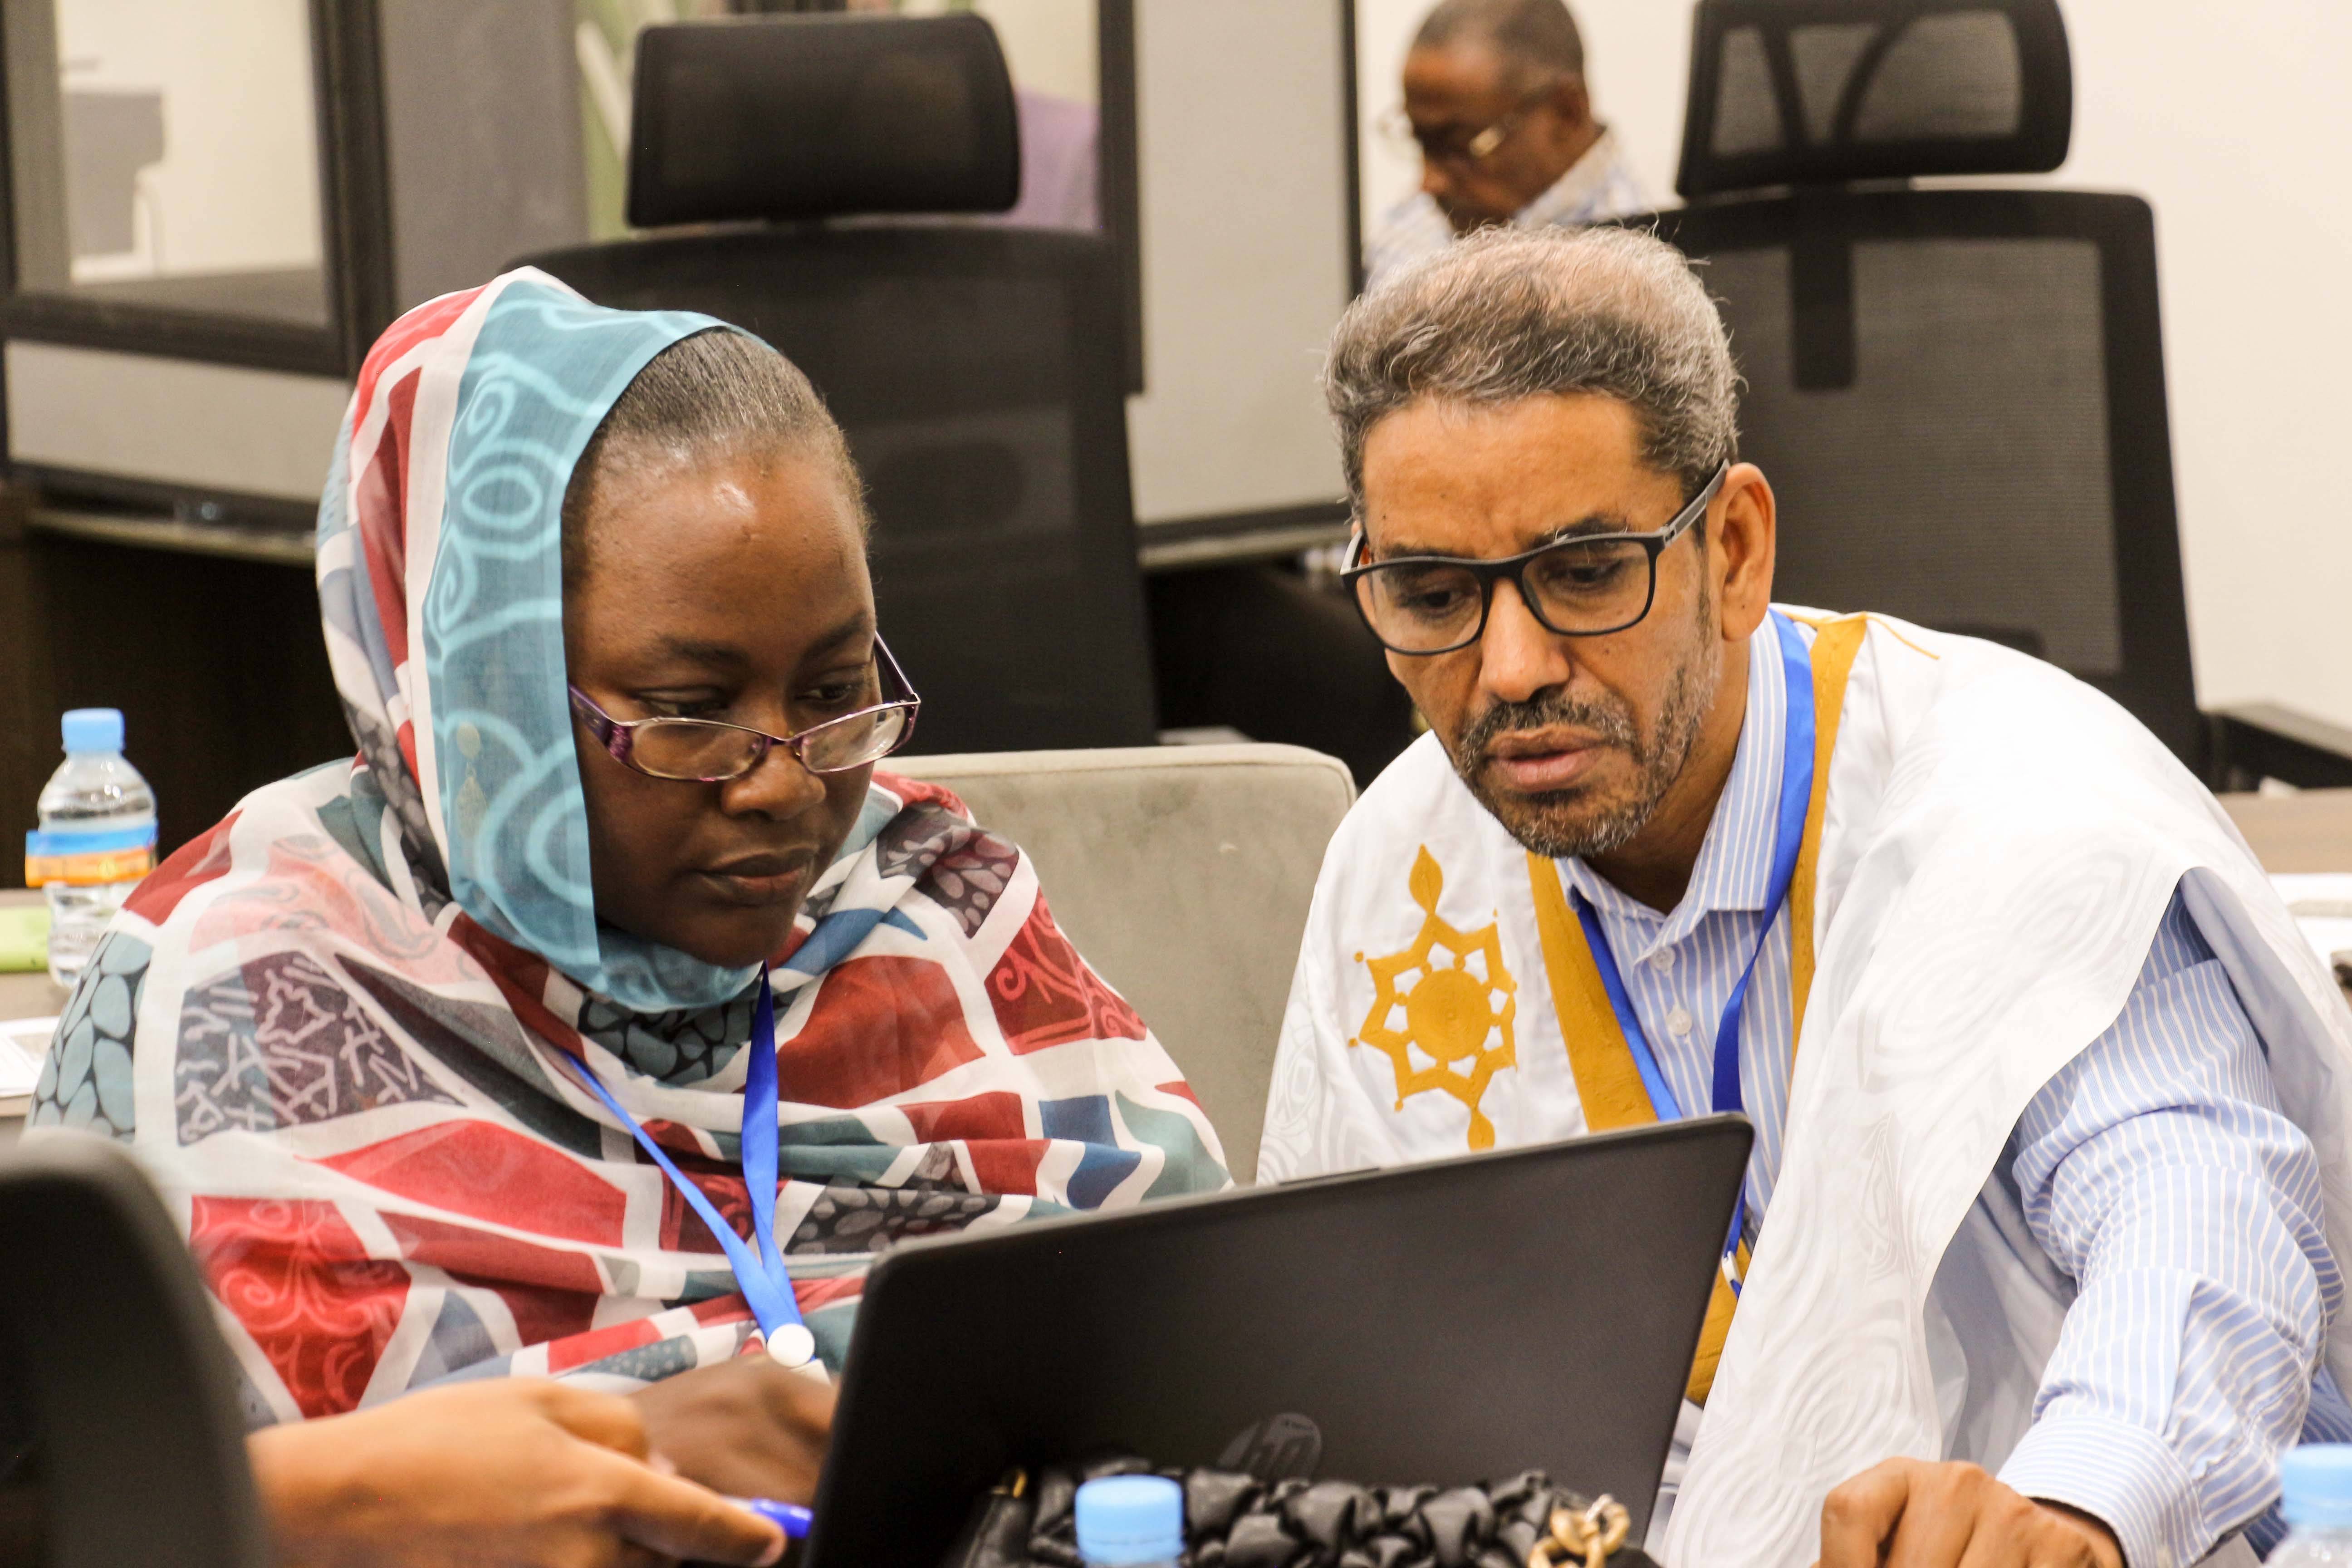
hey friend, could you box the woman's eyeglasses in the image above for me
[1342,466,1728,656]
[568,637,921,782]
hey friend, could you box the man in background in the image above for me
[1366,0,1647,292]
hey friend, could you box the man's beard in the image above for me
[1443,601,1724,861]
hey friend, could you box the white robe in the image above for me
[1260,611,2352,1568]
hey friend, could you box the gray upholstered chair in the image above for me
[898,745,1356,1185]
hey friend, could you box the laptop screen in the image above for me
[0,1316,46,1560]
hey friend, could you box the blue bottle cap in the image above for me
[744,1499,813,1539]
[60,709,123,755]
[1074,1475,1184,1565]
[2283,1445,2352,1529]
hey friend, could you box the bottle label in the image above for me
[24,824,157,888]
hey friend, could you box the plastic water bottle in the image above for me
[1075,1475,1184,1568]
[25,709,156,988]
[2275,1445,2352,1564]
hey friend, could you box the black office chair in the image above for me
[519,13,1158,755]
[0,1135,269,1567]
[1638,0,2351,786]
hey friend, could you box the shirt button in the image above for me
[1666,1006,1695,1038]
[1649,948,1676,972]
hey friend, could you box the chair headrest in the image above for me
[627,13,1020,228]
[1675,0,2071,200]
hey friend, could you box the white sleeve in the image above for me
[1254,870,1412,1185]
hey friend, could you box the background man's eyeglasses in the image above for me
[568,637,921,782]
[1375,83,1558,170]
[1342,466,1730,657]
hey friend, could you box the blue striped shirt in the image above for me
[1362,127,1650,294]
[1559,626,2342,1567]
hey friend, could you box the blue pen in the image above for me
[738,1499,814,1539]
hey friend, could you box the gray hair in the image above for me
[1324,225,1739,516]
[1414,0,1586,87]
[562,327,867,586]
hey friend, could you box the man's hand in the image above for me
[248,1378,785,1568]
[629,1354,836,1503]
[1815,1459,2125,1568]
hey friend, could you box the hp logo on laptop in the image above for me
[1219,1413,1324,1480]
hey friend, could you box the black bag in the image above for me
[941,1457,1657,1568]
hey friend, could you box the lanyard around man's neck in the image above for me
[1526,609,1869,1403]
[1570,610,1816,1288]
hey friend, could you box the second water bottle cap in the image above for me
[61,709,124,755]
[1074,1475,1184,1565]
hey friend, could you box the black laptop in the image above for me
[0,1136,270,1565]
[804,1114,1753,1568]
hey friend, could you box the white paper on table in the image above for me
[2269,875,2352,982]
[0,1020,49,1112]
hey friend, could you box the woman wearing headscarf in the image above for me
[29,272,1226,1552]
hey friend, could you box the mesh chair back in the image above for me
[526,14,1156,752]
[1655,0,2199,764]
[1678,0,2071,198]
[628,14,1019,227]
[0,1137,267,1567]
[1646,189,2200,765]
[521,226,1157,754]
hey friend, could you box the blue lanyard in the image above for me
[1571,612,1815,1293]
[571,970,813,1365]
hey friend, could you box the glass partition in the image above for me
[575,0,1139,382]
[4,0,331,326]
[865,0,1103,231]
[579,0,1108,236]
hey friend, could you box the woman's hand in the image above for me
[629,1355,837,1504]
[247,1378,784,1568]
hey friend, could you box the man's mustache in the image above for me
[1454,692,1642,769]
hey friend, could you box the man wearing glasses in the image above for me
[1261,225,2352,1568]
[1364,0,1646,293]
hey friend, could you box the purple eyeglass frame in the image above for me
[567,636,921,782]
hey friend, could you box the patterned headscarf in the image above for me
[318,270,752,1012]
[30,273,1227,1421]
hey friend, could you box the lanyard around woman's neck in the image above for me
[572,970,816,1368]
[1569,610,1817,1292]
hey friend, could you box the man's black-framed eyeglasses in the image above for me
[1342,465,1729,657]
[568,637,921,782]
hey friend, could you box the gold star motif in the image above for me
[1354,846,1518,1149]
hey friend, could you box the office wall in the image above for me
[2058,0,2352,733]
[1125,0,1355,527]
[950,0,1098,103]
[1352,0,2352,731]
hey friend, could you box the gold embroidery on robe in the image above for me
[1354,846,1519,1149]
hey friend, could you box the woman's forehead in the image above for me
[568,452,874,666]
[582,447,864,570]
